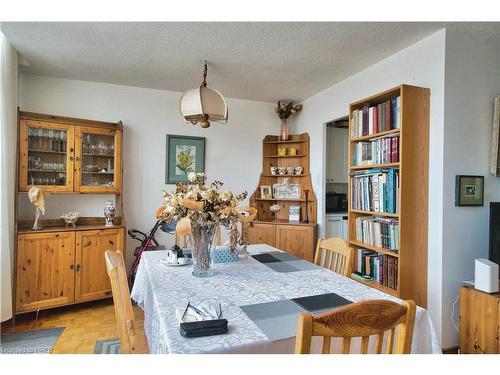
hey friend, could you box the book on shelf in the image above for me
[355,216,399,252]
[351,168,399,214]
[356,249,398,290]
[352,134,400,166]
[351,95,401,138]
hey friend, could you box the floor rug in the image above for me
[94,338,121,354]
[0,327,64,354]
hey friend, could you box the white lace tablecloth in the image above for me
[130,244,441,354]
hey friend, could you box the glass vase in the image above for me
[280,118,289,141]
[190,221,217,277]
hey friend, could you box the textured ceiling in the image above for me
[2,21,492,102]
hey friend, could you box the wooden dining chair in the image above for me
[174,216,223,248]
[105,250,149,354]
[295,299,416,354]
[314,237,354,276]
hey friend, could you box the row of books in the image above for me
[352,135,400,166]
[355,216,399,251]
[357,249,398,290]
[351,96,401,138]
[351,168,399,213]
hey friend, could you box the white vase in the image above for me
[104,200,116,226]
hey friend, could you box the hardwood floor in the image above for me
[1,299,144,354]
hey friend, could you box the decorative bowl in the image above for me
[61,212,80,227]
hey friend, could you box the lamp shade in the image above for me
[180,85,228,128]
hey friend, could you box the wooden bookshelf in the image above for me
[348,84,429,308]
[350,209,399,218]
[248,133,318,261]
[349,240,399,258]
[264,155,308,158]
[350,162,400,171]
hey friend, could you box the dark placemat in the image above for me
[240,292,353,341]
[292,293,352,314]
[264,262,301,273]
[251,253,281,263]
[240,299,307,341]
[269,252,302,262]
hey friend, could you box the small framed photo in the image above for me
[455,175,484,206]
[260,185,272,199]
[289,205,300,222]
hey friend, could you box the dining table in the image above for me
[130,244,441,354]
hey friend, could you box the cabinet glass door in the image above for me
[19,120,74,192]
[75,126,121,192]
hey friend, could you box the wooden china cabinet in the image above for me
[14,111,125,315]
[18,116,122,193]
[247,133,318,261]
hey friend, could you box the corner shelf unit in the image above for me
[250,133,317,223]
[348,85,429,308]
[248,133,318,261]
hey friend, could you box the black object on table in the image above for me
[179,319,229,338]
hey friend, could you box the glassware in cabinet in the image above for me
[19,120,74,192]
[75,126,121,192]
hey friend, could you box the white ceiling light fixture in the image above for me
[180,59,228,128]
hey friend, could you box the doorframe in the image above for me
[322,116,349,238]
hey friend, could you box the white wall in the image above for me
[294,30,447,342]
[19,75,276,266]
[294,27,500,349]
[0,32,18,322]
[441,29,500,348]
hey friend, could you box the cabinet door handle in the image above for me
[70,264,75,270]
[69,156,74,161]
[76,264,81,271]
[75,156,80,161]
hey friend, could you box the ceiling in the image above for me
[1,22,497,102]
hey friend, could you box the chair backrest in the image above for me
[295,299,416,354]
[314,237,354,276]
[105,250,148,354]
[174,217,222,247]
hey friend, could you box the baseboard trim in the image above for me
[442,346,459,354]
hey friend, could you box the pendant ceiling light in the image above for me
[180,59,228,128]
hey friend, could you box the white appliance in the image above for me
[325,214,348,241]
[475,258,499,293]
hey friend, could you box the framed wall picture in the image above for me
[455,175,484,206]
[166,134,205,184]
[260,185,272,199]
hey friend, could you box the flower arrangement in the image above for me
[275,101,303,140]
[159,173,256,275]
[275,101,303,120]
[159,172,248,226]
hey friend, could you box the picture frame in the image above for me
[260,185,272,199]
[490,96,500,177]
[455,175,484,206]
[166,134,205,184]
[289,205,300,222]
